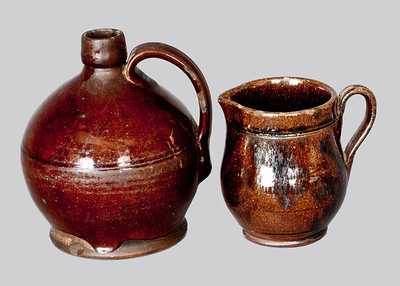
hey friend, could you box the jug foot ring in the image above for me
[49,219,187,259]
[243,228,327,248]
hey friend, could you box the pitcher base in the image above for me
[50,219,187,259]
[243,228,327,248]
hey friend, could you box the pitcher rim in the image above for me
[218,76,338,134]
[218,76,337,116]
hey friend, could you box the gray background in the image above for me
[1,0,398,285]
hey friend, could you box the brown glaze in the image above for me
[219,77,376,247]
[21,28,212,258]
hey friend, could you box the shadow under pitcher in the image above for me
[21,28,212,259]
[219,77,376,247]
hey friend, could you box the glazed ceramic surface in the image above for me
[21,28,212,258]
[219,77,376,247]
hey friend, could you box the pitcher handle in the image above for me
[337,85,377,174]
[123,42,212,182]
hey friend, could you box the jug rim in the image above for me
[81,28,127,68]
[218,76,338,135]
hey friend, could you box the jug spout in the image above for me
[81,28,127,68]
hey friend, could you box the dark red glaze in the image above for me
[21,28,212,253]
[219,77,376,247]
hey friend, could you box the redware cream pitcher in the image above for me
[219,77,376,247]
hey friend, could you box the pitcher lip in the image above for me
[218,76,338,134]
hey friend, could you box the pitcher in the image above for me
[219,77,376,247]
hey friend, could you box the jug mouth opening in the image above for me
[84,28,122,40]
[219,77,338,134]
[81,28,127,68]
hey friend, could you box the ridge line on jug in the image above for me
[21,144,193,170]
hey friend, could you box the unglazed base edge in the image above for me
[243,228,327,248]
[50,219,187,259]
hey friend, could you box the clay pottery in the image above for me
[21,28,212,259]
[219,77,376,247]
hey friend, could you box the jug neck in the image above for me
[81,28,127,68]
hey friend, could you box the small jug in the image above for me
[21,29,212,259]
[219,77,376,247]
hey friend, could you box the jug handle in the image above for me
[337,85,377,174]
[123,42,212,182]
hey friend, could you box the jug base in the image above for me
[243,228,327,248]
[49,219,187,259]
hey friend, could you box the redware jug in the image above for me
[21,28,212,259]
[219,77,376,247]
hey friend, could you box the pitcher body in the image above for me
[219,77,376,247]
